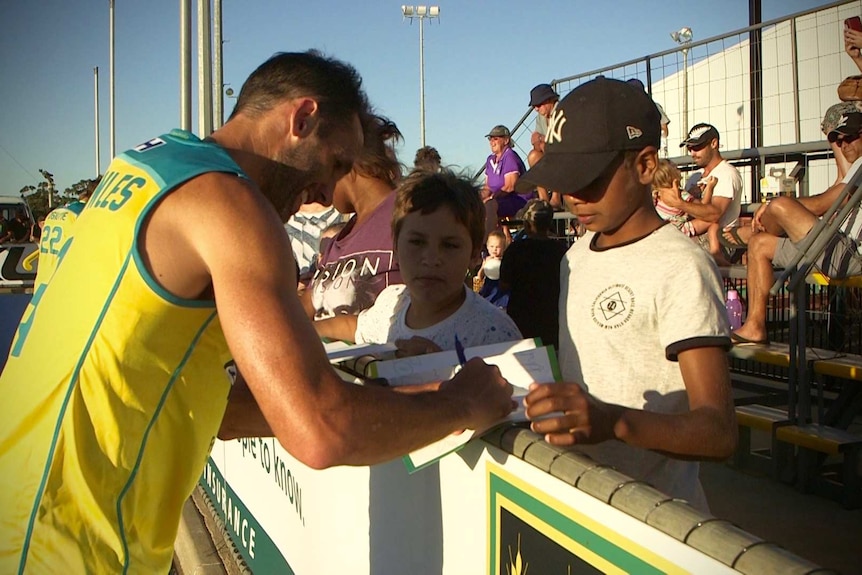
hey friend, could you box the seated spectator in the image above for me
[477,230,509,308]
[313,169,522,351]
[499,200,568,349]
[822,101,862,183]
[482,125,527,240]
[658,123,742,259]
[413,145,442,173]
[305,114,404,319]
[529,83,559,138]
[732,109,862,344]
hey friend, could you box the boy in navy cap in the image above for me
[519,77,736,512]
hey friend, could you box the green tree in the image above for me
[63,178,98,202]
[19,172,100,218]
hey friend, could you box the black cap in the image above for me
[680,123,720,148]
[529,83,559,107]
[827,110,862,142]
[516,77,661,196]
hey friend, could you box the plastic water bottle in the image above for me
[725,289,743,330]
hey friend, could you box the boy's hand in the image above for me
[524,382,619,446]
[394,336,442,357]
[440,358,515,431]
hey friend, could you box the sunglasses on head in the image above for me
[828,131,861,145]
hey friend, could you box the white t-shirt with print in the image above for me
[558,225,730,512]
[355,284,522,351]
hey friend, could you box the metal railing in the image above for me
[502,0,862,393]
[505,0,862,204]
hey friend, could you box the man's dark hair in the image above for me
[351,114,403,189]
[392,169,485,253]
[229,50,369,136]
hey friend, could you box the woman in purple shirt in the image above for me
[482,125,527,239]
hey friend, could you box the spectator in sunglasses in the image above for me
[731,109,862,344]
[656,123,743,261]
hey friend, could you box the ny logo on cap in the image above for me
[626,126,643,139]
[546,108,567,145]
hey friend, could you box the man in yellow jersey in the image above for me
[0,50,514,574]
[32,177,99,285]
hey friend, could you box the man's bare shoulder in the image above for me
[142,170,289,300]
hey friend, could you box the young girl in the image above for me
[477,230,508,306]
[313,169,522,352]
[652,159,725,262]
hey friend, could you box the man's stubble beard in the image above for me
[264,142,322,222]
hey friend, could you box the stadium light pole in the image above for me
[109,0,115,160]
[671,26,693,139]
[94,66,100,176]
[401,5,440,147]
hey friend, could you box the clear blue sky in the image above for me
[0,0,832,196]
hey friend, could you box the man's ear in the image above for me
[636,147,659,186]
[290,98,320,138]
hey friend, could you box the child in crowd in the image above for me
[313,169,522,352]
[477,230,509,307]
[515,77,736,512]
[652,159,726,264]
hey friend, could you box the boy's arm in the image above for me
[313,314,359,343]
[614,346,736,459]
[525,346,737,460]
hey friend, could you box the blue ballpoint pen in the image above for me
[454,333,467,366]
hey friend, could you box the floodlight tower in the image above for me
[401,5,440,147]
[670,26,693,138]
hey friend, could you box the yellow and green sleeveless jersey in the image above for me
[0,129,247,574]
[33,200,86,286]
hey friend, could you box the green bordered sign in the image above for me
[487,464,688,575]
[200,458,294,574]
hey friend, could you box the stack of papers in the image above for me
[321,337,562,472]
[369,339,561,472]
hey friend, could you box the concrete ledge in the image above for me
[173,487,252,575]
[481,427,837,575]
[172,491,227,575]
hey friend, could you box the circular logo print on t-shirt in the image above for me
[591,284,635,329]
